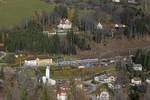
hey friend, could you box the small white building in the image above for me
[110,60,115,64]
[146,78,150,84]
[133,63,142,71]
[108,83,121,90]
[78,66,85,69]
[104,76,116,83]
[112,0,120,3]
[131,78,142,86]
[115,24,126,28]
[97,22,103,29]
[24,58,37,66]
[100,91,109,100]
[57,18,72,30]
[108,83,114,89]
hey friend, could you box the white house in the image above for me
[131,78,142,86]
[94,74,116,83]
[104,76,116,83]
[133,63,142,71]
[128,0,138,4]
[24,58,37,66]
[100,91,109,100]
[115,24,126,28]
[94,74,108,83]
[42,66,56,85]
[57,18,72,30]
[43,31,56,36]
[110,60,115,64]
[97,22,103,29]
[112,0,120,3]
[146,77,150,84]
[108,83,121,90]
[108,83,114,89]
[78,66,85,69]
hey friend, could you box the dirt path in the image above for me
[76,36,150,58]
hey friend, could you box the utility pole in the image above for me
[145,0,148,12]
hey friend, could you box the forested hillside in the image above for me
[1,0,150,56]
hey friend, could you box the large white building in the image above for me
[57,18,72,30]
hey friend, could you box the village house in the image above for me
[24,56,53,67]
[108,83,121,90]
[105,76,116,83]
[94,74,108,83]
[112,0,138,4]
[133,63,142,71]
[37,56,53,66]
[99,91,109,100]
[57,91,67,100]
[57,18,72,30]
[74,79,83,89]
[24,57,37,66]
[146,77,150,84]
[131,77,142,86]
[57,83,69,100]
[128,0,138,4]
[97,22,103,29]
[94,74,116,84]
[78,65,85,69]
[114,24,126,29]
[112,0,120,3]
[0,79,4,88]
[43,31,56,36]
[0,43,4,51]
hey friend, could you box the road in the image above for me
[83,80,97,94]
[98,44,150,59]
[0,51,6,60]
[77,37,150,59]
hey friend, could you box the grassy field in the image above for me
[0,0,55,27]
[51,65,116,79]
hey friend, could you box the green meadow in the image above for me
[0,0,55,27]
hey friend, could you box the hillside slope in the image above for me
[0,0,54,27]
